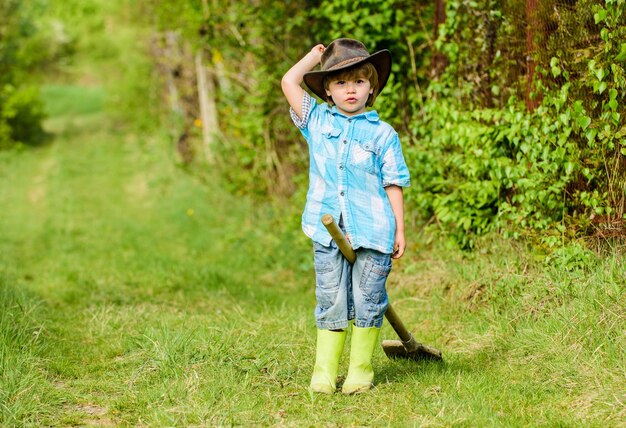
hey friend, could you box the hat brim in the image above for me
[303,49,392,102]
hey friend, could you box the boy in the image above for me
[281,38,410,394]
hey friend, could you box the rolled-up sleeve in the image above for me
[380,133,411,188]
[290,92,313,130]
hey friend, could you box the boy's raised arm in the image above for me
[281,44,325,120]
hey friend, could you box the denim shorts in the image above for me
[312,240,392,330]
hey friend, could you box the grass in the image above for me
[1,3,625,424]
[0,82,624,427]
[0,283,58,424]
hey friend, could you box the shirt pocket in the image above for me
[312,127,340,158]
[350,139,379,175]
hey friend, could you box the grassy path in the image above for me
[0,86,316,425]
[1,64,625,428]
[1,84,624,427]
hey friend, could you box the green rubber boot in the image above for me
[310,329,347,394]
[342,326,381,394]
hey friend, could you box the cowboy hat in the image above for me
[303,38,391,102]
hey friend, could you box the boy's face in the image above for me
[326,76,373,117]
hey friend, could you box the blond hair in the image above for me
[323,62,379,107]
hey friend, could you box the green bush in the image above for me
[0,85,47,149]
[406,91,584,248]
[403,0,625,248]
[0,0,72,149]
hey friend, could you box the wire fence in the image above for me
[447,0,605,109]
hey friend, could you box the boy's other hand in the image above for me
[391,234,405,259]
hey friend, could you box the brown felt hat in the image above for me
[303,38,391,102]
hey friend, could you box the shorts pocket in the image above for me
[313,243,341,289]
[313,242,343,311]
[313,243,338,274]
[314,260,341,311]
[314,259,336,275]
[360,255,391,304]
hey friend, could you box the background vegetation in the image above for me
[1,0,625,426]
[3,0,625,247]
[125,0,624,249]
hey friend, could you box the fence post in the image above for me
[431,0,447,77]
[525,0,541,111]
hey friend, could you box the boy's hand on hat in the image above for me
[311,44,326,62]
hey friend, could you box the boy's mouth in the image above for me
[346,97,357,103]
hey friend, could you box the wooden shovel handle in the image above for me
[320,214,413,343]
[384,304,415,346]
[321,214,356,263]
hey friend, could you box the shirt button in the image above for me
[339,164,343,169]
[343,139,347,144]
[340,191,345,196]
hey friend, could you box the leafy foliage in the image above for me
[0,0,77,148]
[1,1,43,148]
[33,0,623,247]
[404,0,626,247]
[0,85,47,149]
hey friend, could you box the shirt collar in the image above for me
[330,106,380,123]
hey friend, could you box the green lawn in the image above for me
[0,81,624,427]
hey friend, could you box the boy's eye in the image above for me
[335,81,345,85]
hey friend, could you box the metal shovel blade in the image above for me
[382,339,443,361]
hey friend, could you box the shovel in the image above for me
[321,214,443,361]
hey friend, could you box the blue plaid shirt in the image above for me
[290,92,410,254]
